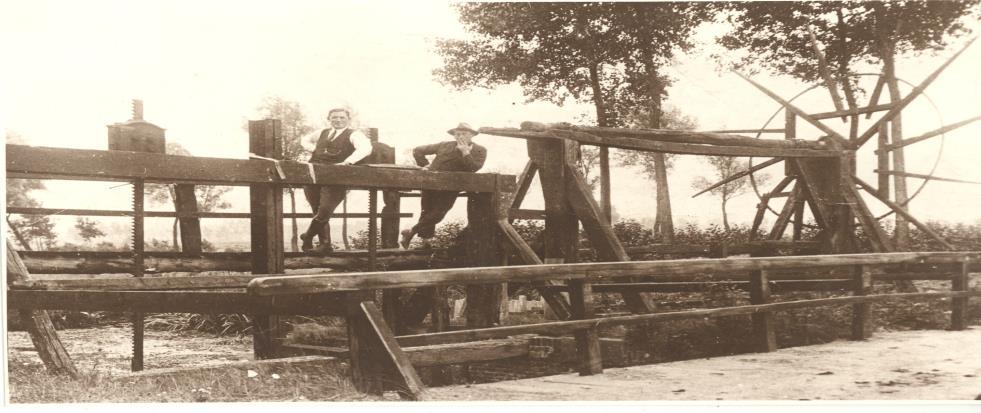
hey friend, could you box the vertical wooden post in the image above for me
[173,184,203,254]
[885,65,910,249]
[248,119,285,360]
[749,270,777,352]
[6,240,78,377]
[529,139,579,263]
[465,189,503,328]
[784,110,796,176]
[851,265,873,340]
[568,279,602,375]
[876,123,891,200]
[951,261,969,330]
[346,292,384,395]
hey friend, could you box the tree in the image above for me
[692,156,770,232]
[146,142,231,250]
[436,3,710,233]
[617,105,699,241]
[74,217,105,243]
[718,0,980,247]
[252,96,315,252]
[5,130,56,250]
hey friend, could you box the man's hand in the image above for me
[456,142,472,156]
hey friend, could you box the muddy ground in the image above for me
[6,325,981,400]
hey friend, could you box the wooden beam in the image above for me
[465,190,503,328]
[951,261,969,330]
[508,208,546,220]
[841,175,895,252]
[692,157,784,198]
[568,280,602,375]
[749,270,778,352]
[587,280,851,293]
[524,122,826,150]
[805,26,846,116]
[497,219,574,320]
[6,241,78,377]
[767,183,800,240]
[852,176,956,250]
[812,103,893,121]
[865,74,887,119]
[599,146,612,222]
[851,265,873,340]
[482,128,838,158]
[249,119,285,360]
[792,160,833,229]
[7,289,347,315]
[360,302,425,400]
[395,291,981,347]
[750,176,796,240]
[4,207,411,219]
[403,337,531,367]
[564,164,630,262]
[700,129,784,134]
[248,252,981,295]
[876,115,981,153]
[6,144,507,193]
[872,170,981,185]
[855,37,978,147]
[510,160,538,212]
[733,71,849,146]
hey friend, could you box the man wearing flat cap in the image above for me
[401,122,487,249]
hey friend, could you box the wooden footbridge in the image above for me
[7,39,981,400]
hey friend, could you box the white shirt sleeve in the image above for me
[342,129,373,164]
[299,129,322,155]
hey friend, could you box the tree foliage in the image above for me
[74,217,106,243]
[253,96,315,162]
[719,0,979,83]
[692,157,770,231]
[617,105,698,178]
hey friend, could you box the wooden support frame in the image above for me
[733,71,848,146]
[6,241,78,377]
[692,157,784,199]
[497,219,574,320]
[767,183,801,241]
[360,302,426,400]
[750,176,796,241]
[523,122,826,150]
[812,103,893,121]
[872,170,981,185]
[875,115,981,154]
[852,176,955,250]
[951,261,969,330]
[465,190,504,328]
[841,174,895,253]
[748,270,777,352]
[805,26,846,115]
[568,279,602,375]
[248,119,286,360]
[851,265,873,340]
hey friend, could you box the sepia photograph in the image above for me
[2,0,980,408]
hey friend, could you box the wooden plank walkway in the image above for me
[425,328,981,401]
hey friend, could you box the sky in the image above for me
[2,1,981,246]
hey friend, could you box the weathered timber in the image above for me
[248,252,981,295]
[483,128,837,158]
[4,207,410,219]
[361,302,425,400]
[876,115,981,153]
[395,291,981,347]
[15,249,443,274]
[511,161,538,213]
[498,220,574,320]
[569,279,602,375]
[749,270,777,352]
[5,144,508,193]
[345,293,382,394]
[872,170,981,186]
[853,176,956,250]
[701,129,784,134]
[792,160,834,230]
[173,184,202,253]
[465,190,503,328]
[565,164,630,262]
[692,157,784,198]
[852,265,873,340]
[8,289,347,315]
[509,209,546,220]
[529,138,580,264]
[249,119,285,360]
[113,355,340,381]
[877,123,891,198]
[522,121,826,149]
[805,26,846,115]
[733,71,848,146]
[403,337,531,367]
[865,75,887,119]
[768,184,800,240]
[952,262,969,330]
[584,280,852,293]
[841,175,895,252]
[750,176,796,241]
[599,146,612,222]
[855,37,977,147]
[812,103,893,121]
[6,241,78,377]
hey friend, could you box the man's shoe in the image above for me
[300,233,314,252]
[315,243,334,254]
[418,238,432,250]
[400,229,413,249]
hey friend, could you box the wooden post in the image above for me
[568,279,602,375]
[784,110,797,176]
[361,302,426,400]
[173,184,202,254]
[6,240,79,377]
[749,270,777,352]
[876,122,890,200]
[465,190,503,328]
[345,293,383,395]
[951,261,969,330]
[248,119,285,359]
[528,139,578,263]
[851,265,873,340]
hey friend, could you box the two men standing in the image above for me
[301,108,485,253]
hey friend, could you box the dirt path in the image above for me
[426,328,981,401]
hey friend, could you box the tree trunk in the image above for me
[647,69,674,243]
[6,215,32,250]
[880,28,910,249]
[169,186,180,251]
[288,188,299,252]
[172,218,179,251]
[721,197,730,232]
[588,62,613,222]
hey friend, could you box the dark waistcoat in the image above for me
[309,128,355,164]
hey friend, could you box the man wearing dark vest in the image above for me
[300,108,373,252]
[400,122,487,249]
